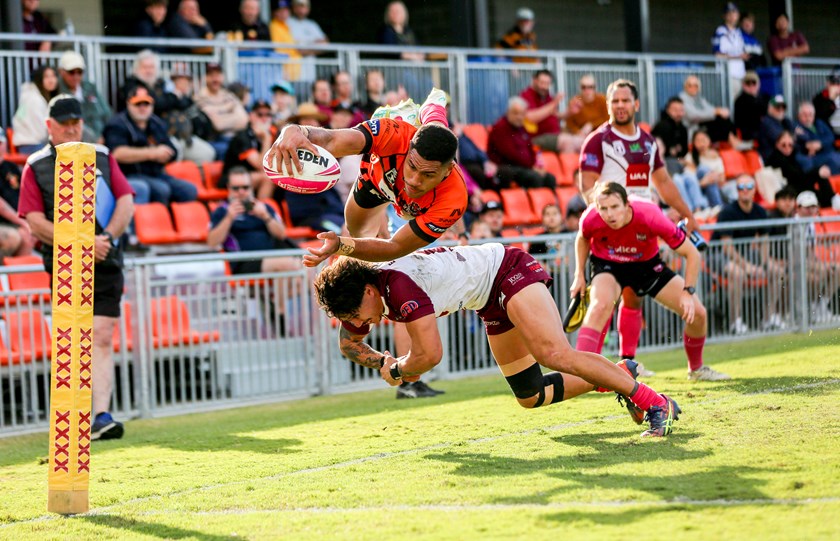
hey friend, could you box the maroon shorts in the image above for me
[476,246,553,335]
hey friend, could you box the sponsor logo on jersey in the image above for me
[584,153,600,167]
[385,168,397,185]
[369,153,380,165]
[611,246,638,254]
[626,163,649,187]
[636,233,647,242]
[644,141,653,154]
[367,119,380,135]
[507,272,524,285]
[629,143,642,153]
[400,300,419,317]
[426,222,447,234]
[612,141,626,155]
[653,263,664,272]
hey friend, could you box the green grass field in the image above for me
[1,330,839,540]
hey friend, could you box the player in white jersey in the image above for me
[578,79,699,372]
[314,245,682,437]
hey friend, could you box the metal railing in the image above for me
[1,217,839,436]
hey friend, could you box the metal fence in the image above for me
[4,33,835,132]
[2,217,839,437]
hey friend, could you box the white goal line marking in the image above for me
[4,377,838,528]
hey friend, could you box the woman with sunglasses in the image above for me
[765,131,836,208]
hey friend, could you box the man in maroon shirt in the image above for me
[487,96,555,189]
[520,69,584,153]
[18,96,136,441]
[768,13,809,66]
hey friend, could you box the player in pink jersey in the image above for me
[578,79,699,375]
[314,244,682,437]
[571,182,729,381]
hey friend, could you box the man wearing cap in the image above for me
[270,81,297,126]
[712,175,785,333]
[18,95,136,440]
[288,102,328,127]
[812,67,840,141]
[222,100,276,198]
[56,51,112,144]
[195,63,249,159]
[712,3,747,92]
[104,86,198,205]
[734,71,768,143]
[496,7,538,64]
[478,201,504,238]
[758,94,794,159]
[795,191,840,321]
[287,0,329,83]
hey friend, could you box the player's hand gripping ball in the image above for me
[263,143,341,194]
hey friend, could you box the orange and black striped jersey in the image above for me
[353,118,467,243]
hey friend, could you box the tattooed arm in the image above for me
[338,325,385,370]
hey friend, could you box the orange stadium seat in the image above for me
[3,255,50,306]
[171,201,210,243]
[540,152,564,185]
[165,161,226,202]
[200,160,229,199]
[3,128,29,166]
[134,203,181,244]
[463,124,489,153]
[527,187,558,218]
[500,228,527,250]
[500,188,540,226]
[829,175,840,195]
[149,296,220,347]
[743,150,763,175]
[277,199,320,240]
[558,153,580,186]
[555,186,581,215]
[480,190,501,204]
[1,309,51,365]
[720,149,748,179]
[638,122,652,133]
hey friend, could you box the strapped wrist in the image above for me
[336,236,356,256]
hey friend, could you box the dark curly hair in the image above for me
[313,258,381,319]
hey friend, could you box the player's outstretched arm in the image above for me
[302,226,430,267]
[265,125,366,176]
[579,171,599,204]
[338,326,387,370]
[380,314,443,386]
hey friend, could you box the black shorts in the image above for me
[352,176,390,209]
[590,254,676,298]
[49,265,125,318]
[229,259,263,275]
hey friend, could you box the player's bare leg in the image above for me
[575,273,621,353]
[344,197,387,239]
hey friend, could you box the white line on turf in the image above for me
[3,378,838,527]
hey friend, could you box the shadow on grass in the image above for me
[81,515,237,540]
[425,428,772,511]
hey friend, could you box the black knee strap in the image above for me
[505,365,565,407]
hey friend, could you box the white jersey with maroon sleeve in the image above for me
[377,243,505,319]
[579,122,664,200]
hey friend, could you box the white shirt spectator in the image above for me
[287,16,327,83]
[713,24,746,80]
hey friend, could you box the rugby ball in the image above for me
[262,144,341,194]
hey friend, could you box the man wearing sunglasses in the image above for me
[566,74,608,136]
[223,99,276,199]
[103,86,198,206]
[711,175,785,334]
[56,51,112,144]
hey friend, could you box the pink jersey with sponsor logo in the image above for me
[579,122,664,200]
[580,198,686,263]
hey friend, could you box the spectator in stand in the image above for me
[453,122,498,191]
[685,129,730,207]
[711,176,785,333]
[768,185,797,222]
[104,86,198,205]
[478,200,504,238]
[765,131,836,208]
[813,67,840,140]
[733,71,768,143]
[311,78,334,122]
[222,100,277,199]
[0,224,33,258]
[288,102,327,127]
[227,82,252,109]
[360,70,386,118]
[329,71,366,125]
[529,204,583,256]
[469,219,493,240]
[12,65,58,155]
[566,75,608,136]
[168,0,214,53]
[496,7,538,64]
[194,63,249,159]
[270,81,297,127]
[740,11,765,71]
[793,102,840,174]
[57,51,112,144]
[652,97,688,160]
[520,70,584,154]
[163,65,217,164]
[0,134,26,223]
[19,96,134,440]
[768,13,809,67]
[270,1,302,82]
[288,0,329,83]
[712,2,747,91]
[795,190,840,322]
[21,0,56,52]
[118,50,181,115]
[487,96,556,189]
[679,74,740,147]
[134,0,169,52]
[207,166,300,284]
[758,94,794,160]
[230,0,271,42]
[377,1,424,61]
